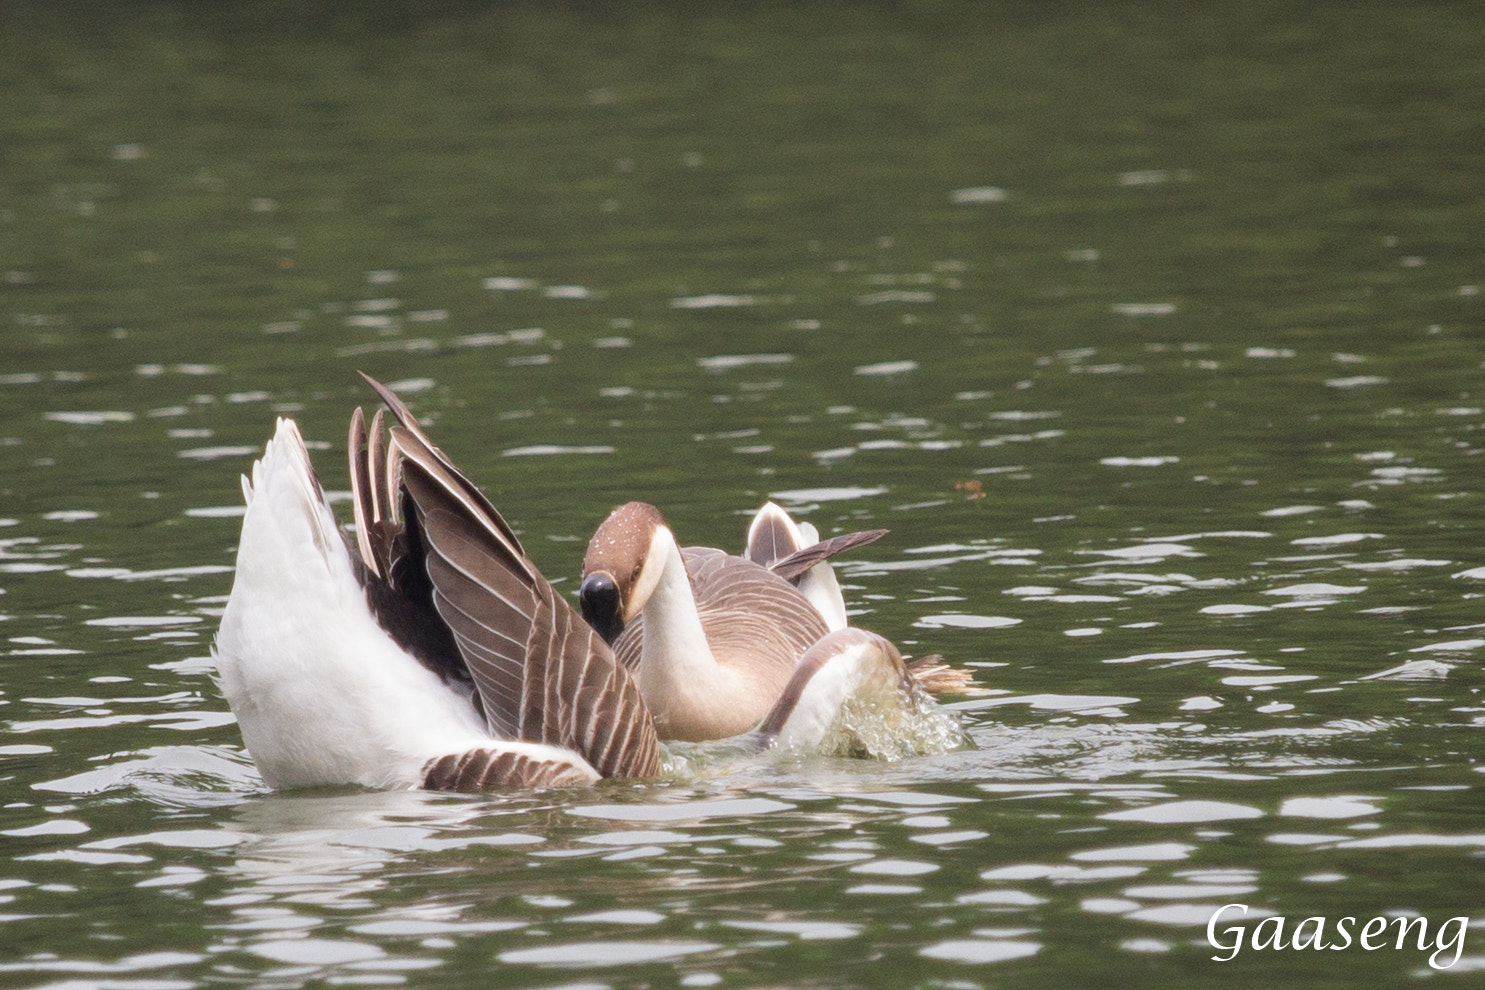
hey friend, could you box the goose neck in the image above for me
[639,533,716,677]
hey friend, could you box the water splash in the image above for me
[807,685,973,762]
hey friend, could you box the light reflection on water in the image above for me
[6,658,1479,982]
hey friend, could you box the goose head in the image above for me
[579,501,675,643]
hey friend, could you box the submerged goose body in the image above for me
[213,376,662,791]
[744,502,977,695]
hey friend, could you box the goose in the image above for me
[212,374,662,791]
[577,502,970,742]
[214,376,967,789]
[577,501,837,741]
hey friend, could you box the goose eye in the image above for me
[579,572,624,644]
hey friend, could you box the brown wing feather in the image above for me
[422,747,596,790]
[526,586,661,778]
[359,371,525,558]
[379,401,660,779]
[348,406,379,577]
[687,548,828,670]
[350,407,468,687]
[745,510,799,567]
[367,407,390,536]
[348,404,403,580]
[766,529,888,583]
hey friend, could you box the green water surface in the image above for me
[1,3,1483,987]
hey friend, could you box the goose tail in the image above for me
[905,654,979,695]
[239,419,342,569]
[746,502,861,631]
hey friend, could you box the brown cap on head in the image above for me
[580,501,668,643]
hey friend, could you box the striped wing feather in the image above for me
[528,590,660,778]
[687,549,827,669]
[358,371,525,557]
[412,499,534,739]
[422,748,597,791]
[386,415,661,780]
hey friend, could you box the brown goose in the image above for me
[577,502,900,741]
[212,374,662,791]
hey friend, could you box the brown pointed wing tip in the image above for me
[357,369,386,397]
[905,654,981,695]
[358,371,418,427]
[767,528,889,583]
[422,746,600,791]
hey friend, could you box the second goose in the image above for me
[578,502,931,741]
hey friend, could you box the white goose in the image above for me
[213,374,662,791]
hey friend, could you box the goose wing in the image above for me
[358,376,662,780]
[685,548,828,669]
[743,502,886,578]
[765,529,887,583]
[358,372,525,557]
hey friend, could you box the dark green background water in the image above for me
[2,3,1483,987]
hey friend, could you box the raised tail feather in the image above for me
[905,654,979,695]
[767,529,887,583]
